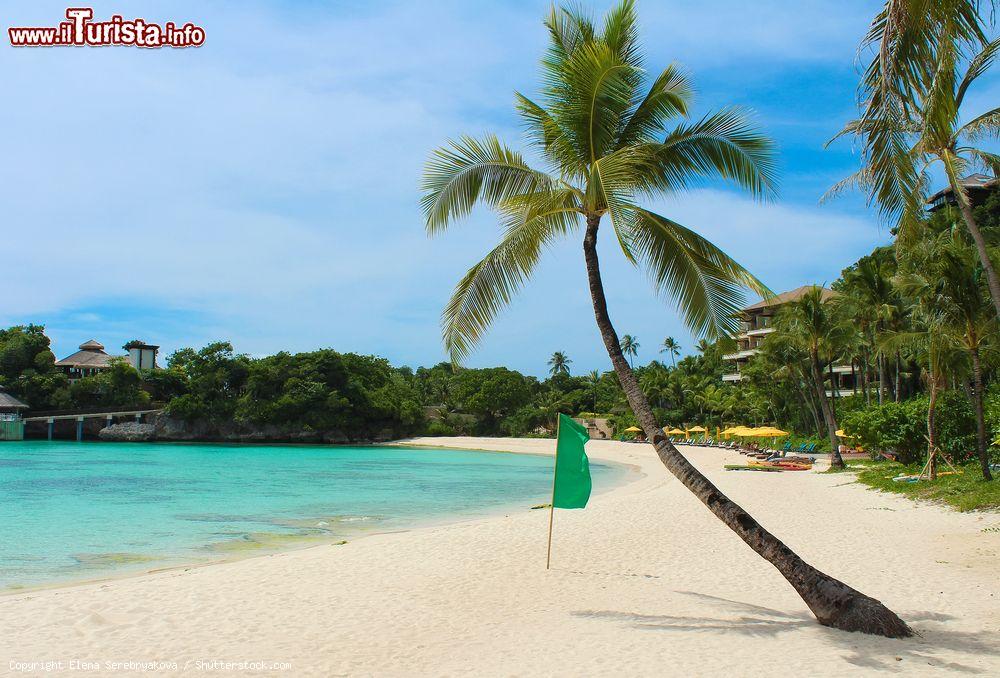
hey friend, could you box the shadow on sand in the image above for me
[573,591,999,674]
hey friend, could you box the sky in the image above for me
[1,1,996,377]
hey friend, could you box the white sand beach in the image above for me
[1,438,998,677]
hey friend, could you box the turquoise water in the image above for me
[0,441,624,589]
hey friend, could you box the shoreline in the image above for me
[2,438,997,676]
[1,439,641,598]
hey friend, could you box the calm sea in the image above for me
[0,441,625,589]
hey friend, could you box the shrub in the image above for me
[841,391,975,464]
[424,420,456,436]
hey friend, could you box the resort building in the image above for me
[55,339,159,381]
[125,341,160,370]
[927,173,998,212]
[721,286,862,397]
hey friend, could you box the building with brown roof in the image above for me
[927,173,997,212]
[54,339,159,381]
[0,389,28,415]
[722,286,861,397]
[0,388,28,440]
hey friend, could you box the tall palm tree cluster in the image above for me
[424,0,914,637]
[818,0,999,481]
[739,198,998,482]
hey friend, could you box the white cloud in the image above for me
[0,1,892,375]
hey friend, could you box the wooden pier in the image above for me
[22,409,162,441]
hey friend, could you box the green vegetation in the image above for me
[844,460,1000,512]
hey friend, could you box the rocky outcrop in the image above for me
[148,413,396,444]
[99,421,156,442]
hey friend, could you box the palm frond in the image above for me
[965,148,1000,175]
[631,107,779,200]
[820,167,873,204]
[957,37,1000,107]
[421,135,555,234]
[515,92,582,176]
[548,40,638,166]
[616,64,692,148]
[601,0,641,67]
[622,206,771,339]
[959,106,1000,141]
[442,192,581,362]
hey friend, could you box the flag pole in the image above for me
[546,414,561,570]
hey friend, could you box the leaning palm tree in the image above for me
[836,4,1000,316]
[547,351,573,376]
[620,334,639,367]
[422,0,910,637]
[660,336,681,367]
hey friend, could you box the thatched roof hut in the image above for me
[54,339,113,370]
[0,389,28,412]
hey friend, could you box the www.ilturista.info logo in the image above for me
[8,8,205,48]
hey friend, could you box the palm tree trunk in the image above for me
[581,215,910,638]
[927,374,938,481]
[811,348,844,469]
[969,347,993,481]
[878,354,890,406]
[894,353,901,402]
[862,354,871,406]
[946,165,1000,319]
[800,381,822,434]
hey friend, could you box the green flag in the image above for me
[552,413,591,509]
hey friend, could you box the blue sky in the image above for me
[1,1,996,376]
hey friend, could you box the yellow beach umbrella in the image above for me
[835,429,854,438]
[688,425,707,432]
[624,426,642,433]
[756,427,789,437]
[667,428,685,435]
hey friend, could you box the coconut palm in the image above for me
[620,335,640,367]
[837,5,1000,317]
[880,307,966,479]
[775,287,847,469]
[660,336,681,367]
[838,253,900,404]
[547,351,573,376]
[896,233,996,480]
[422,0,909,637]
